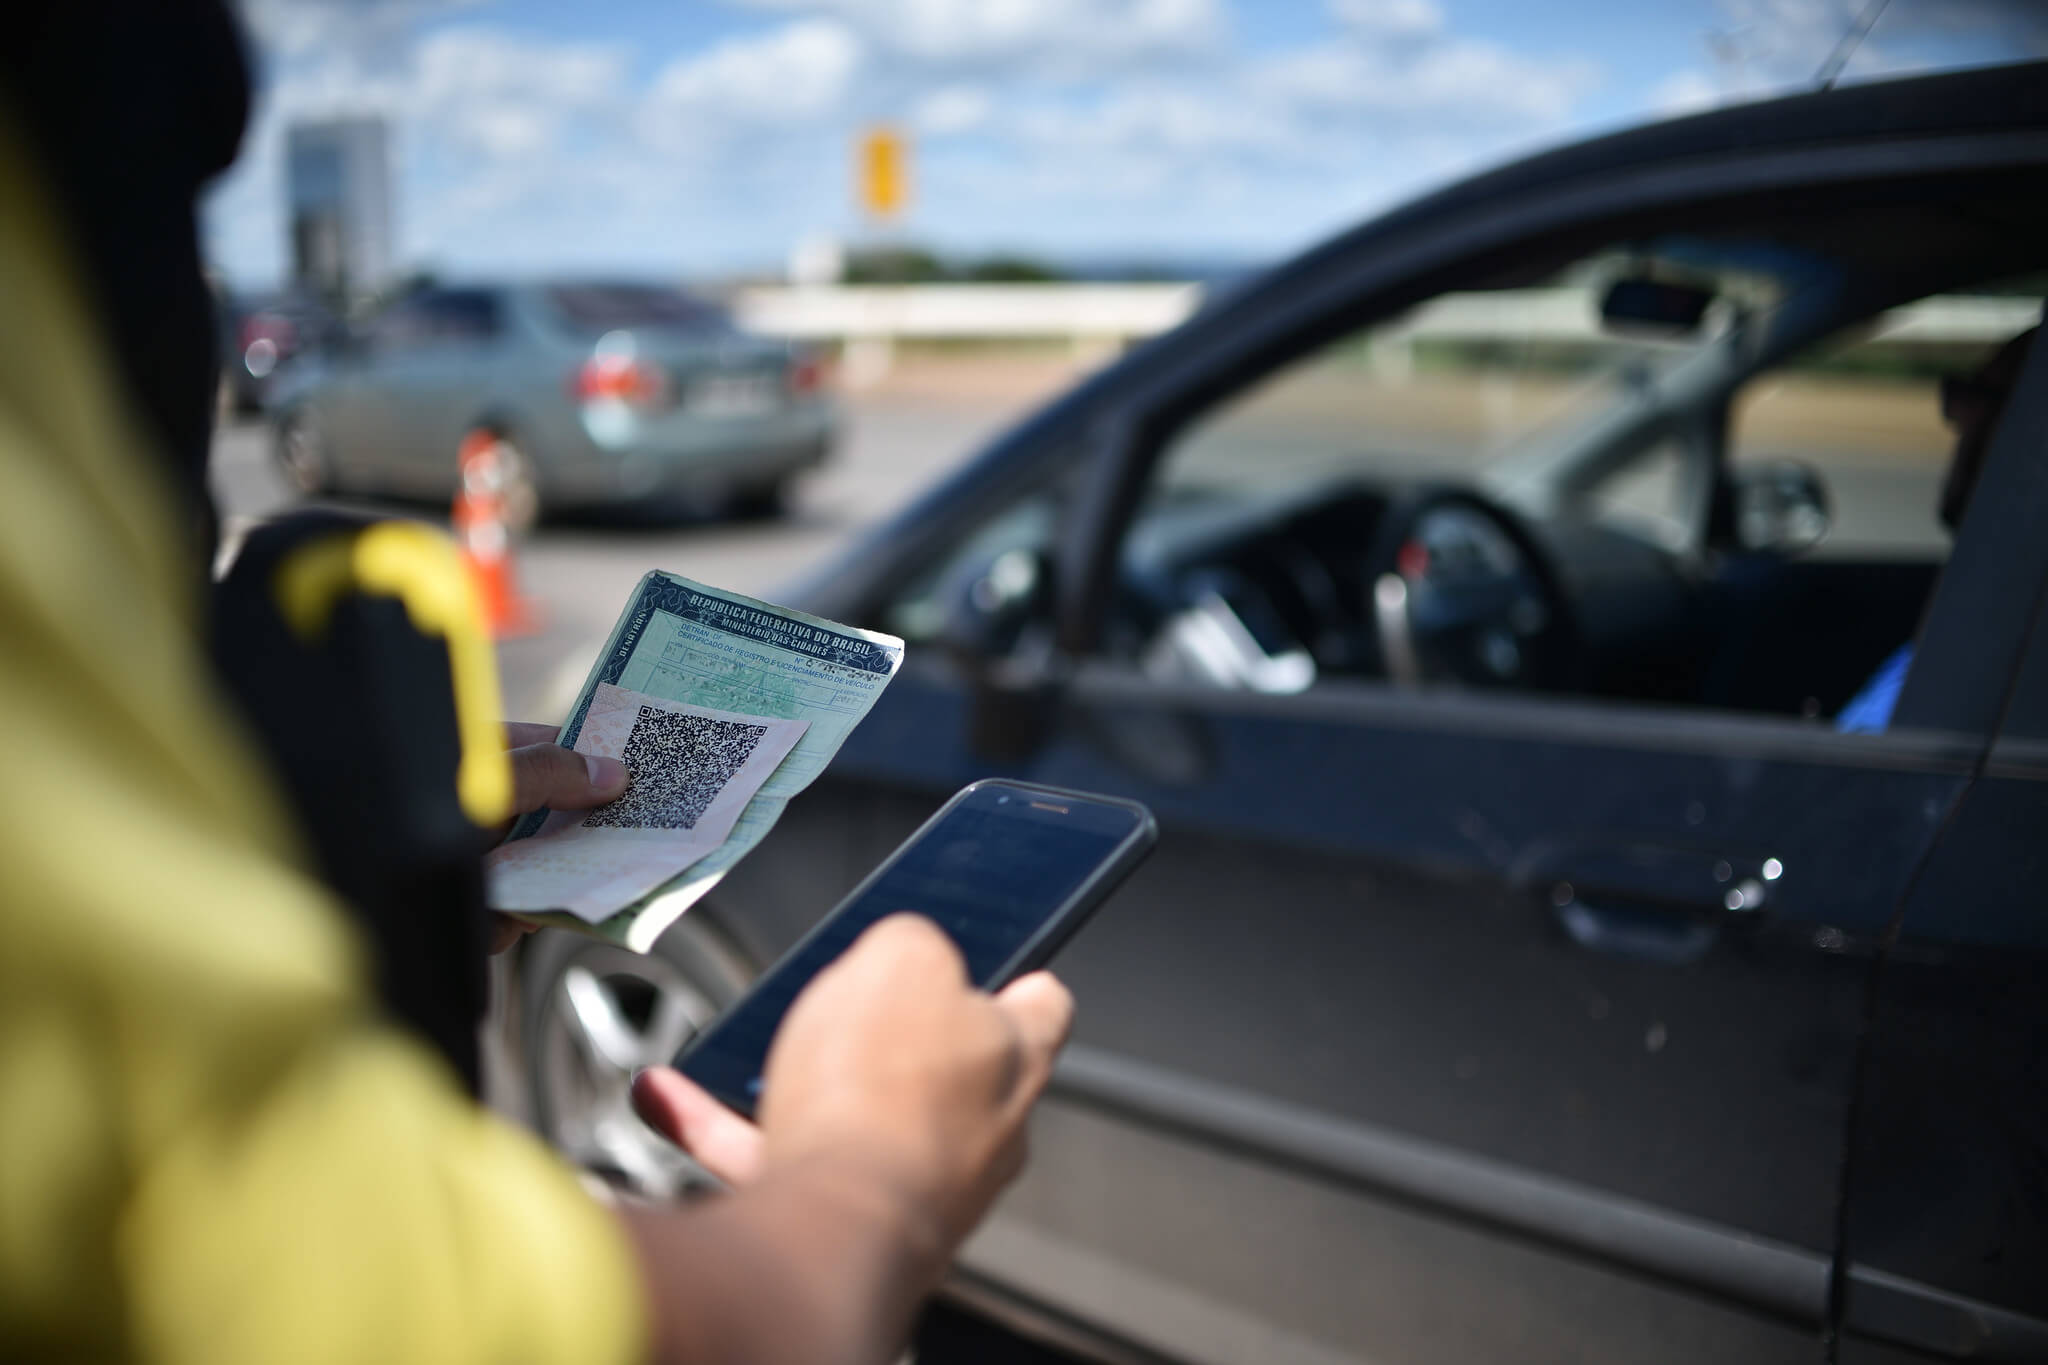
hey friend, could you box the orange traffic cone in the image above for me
[453,430,540,638]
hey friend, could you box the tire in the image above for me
[515,913,754,1196]
[274,408,332,495]
[727,476,789,521]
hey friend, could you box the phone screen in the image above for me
[679,784,1144,1111]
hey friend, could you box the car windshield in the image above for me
[1158,242,1806,547]
[545,284,731,336]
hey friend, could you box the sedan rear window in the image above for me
[546,285,730,336]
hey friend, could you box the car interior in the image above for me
[893,183,2048,728]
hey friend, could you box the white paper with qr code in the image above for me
[491,571,904,948]
[486,685,809,922]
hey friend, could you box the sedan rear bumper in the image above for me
[537,405,836,508]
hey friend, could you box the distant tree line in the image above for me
[841,245,1066,284]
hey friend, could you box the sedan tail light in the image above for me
[787,352,826,396]
[240,313,298,352]
[571,355,669,407]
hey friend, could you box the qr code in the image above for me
[582,706,768,830]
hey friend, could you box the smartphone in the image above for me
[675,779,1157,1117]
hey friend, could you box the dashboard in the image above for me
[1117,479,1697,699]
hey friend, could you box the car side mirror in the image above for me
[940,546,1051,661]
[1600,276,1716,338]
[940,547,1061,761]
[1731,461,1831,556]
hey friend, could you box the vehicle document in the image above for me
[488,571,904,951]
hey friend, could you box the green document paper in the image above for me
[494,570,904,952]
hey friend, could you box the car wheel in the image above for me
[461,427,542,534]
[728,476,788,521]
[275,409,332,495]
[517,915,753,1197]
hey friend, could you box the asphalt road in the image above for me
[208,376,1046,721]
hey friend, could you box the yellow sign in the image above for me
[858,125,909,220]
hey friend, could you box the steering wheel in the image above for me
[1361,488,1579,691]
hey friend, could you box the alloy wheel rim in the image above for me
[533,949,721,1197]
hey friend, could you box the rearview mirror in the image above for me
[1600,277,1716,338]
[1732,461,1831,556]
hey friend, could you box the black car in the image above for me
[217,289,343,413]
[511,63,2048,1363]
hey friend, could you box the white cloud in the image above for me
[1011,85,1296,162]
[732,0,1224,67]
[1703,0,1866,89]
[206,12,877,282]
[1327,0,1443,40]
[1696,0,2048,93]
[1254,40,1595,125]
[914,84,994,134]
[412,27,624,107]
[1650,68,1722,116]
[1634,0,2048,132]
[206,0,1615,284]
[411,28,630,158]
[239,0,487,61]
[646,19,863,126]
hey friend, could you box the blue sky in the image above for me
[205,0,2048,287]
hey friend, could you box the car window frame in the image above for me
[1891,302,2048,732]
[1036,136,2048,752]
[792,72,2048,644]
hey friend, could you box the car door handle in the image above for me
[1552,894,1721,965]
[1521,841,1783,965]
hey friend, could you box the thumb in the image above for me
[631,1068,765,1187]
[509,743,627,814]
[994,972,1075,1084]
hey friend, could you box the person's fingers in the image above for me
[854,912,969,983]
[504,721,559,749]
[486,915,537,954]
[509,741,626,814]
[631,1067,767,1186]
[993,972,1075,1079]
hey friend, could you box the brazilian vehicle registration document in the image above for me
[487,570,903,951]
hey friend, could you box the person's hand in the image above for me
[631,1068,768,1187]
[487,721,628,952]
[504,721,628,813]
[617,916,1074,1365]
[634,913,1072,1250]
[776,914,1072,1245]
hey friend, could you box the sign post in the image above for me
[858,125,909,223]
[847,125,912,386]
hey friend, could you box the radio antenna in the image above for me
[1815,0,1891,89]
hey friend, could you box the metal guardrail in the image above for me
[733,283,1205,345]
[733,283,2035,348]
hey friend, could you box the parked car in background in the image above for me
[218,289,342,413]
[505,63,2048,1365]
[266,281,834,520]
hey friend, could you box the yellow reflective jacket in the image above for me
[0,114,645,1365]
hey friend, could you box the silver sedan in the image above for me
[267,281,835,521]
